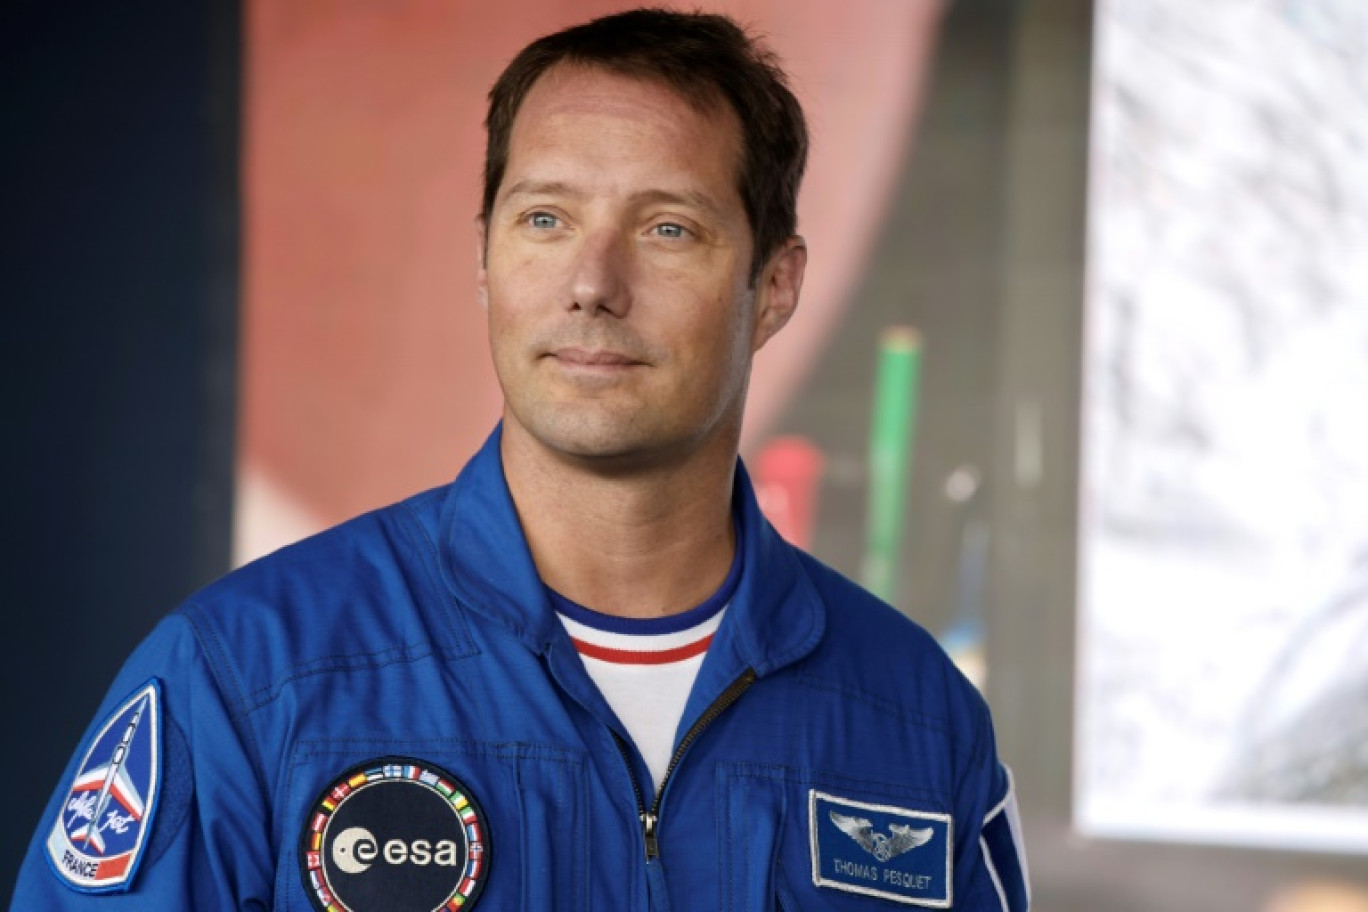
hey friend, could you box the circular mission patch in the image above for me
[299,757,490,912]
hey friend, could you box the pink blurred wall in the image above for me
[239,0,943,561]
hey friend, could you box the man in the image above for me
[13,9,1028,910]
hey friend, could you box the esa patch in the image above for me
[809,790,952,908]
[45,680,162,893]
[299,757,490,912]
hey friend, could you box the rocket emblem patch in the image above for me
[45,681,162,893]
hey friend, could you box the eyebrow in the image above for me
[636,188,725,218]
[501,179,581,201]
[500,180,725,217]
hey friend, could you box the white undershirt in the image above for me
[556,607,727,792]
[548,523,743,793]
[555,607,727,793]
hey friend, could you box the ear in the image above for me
[474,216,490,311]
[751,236,807,352]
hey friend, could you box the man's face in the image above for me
[478,64,803,470]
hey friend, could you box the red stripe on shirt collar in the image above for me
[569,633,715,665]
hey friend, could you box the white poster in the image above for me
[1076,0,1368,853]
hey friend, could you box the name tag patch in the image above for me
[809,790,952,907]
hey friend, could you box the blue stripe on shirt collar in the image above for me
[547,519,743,635]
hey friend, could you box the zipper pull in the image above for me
[641,810,659,860]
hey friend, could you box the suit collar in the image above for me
[436,424,825,678]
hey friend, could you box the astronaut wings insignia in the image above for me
[811,791,952,905]
[829,810,934,862]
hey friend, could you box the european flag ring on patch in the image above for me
[45,680,162,894]
[809,790,953,907]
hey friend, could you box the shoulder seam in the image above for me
[394,497,478,659]
[794,673,949,732]
[178,606,274,817]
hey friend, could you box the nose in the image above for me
[569,228,629,317]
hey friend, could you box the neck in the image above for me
[500,422,739,619]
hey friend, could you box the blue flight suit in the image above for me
[13,426,1028,910]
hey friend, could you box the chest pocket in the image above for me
[279,739,588,912]
[719,763,953,911]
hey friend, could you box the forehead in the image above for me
[520,61,731,124]
[501,64,744,196]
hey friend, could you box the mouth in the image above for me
[547,347,647,368]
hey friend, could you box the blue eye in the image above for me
[652,223,687,239]
[529,212,560,229]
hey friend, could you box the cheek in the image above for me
[712,289,758,360]
[484,264,546,333]
[484,296,529,376]
[675,305,755,390]
[486,238,564,299]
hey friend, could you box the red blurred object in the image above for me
[754,436,825,549]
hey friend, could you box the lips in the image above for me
[548,347,645,367]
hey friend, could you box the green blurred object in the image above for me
[862,327,923,605]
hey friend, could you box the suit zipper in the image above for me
[613,668,757,861]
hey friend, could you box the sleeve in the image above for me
[975,765,1030,912]
[951,690,1031,912]
[9,610,274,911]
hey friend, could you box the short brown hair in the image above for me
[482,8,808,282]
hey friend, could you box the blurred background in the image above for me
[6,0,1367,907]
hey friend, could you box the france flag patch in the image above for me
[809,790,952,907]
[45,680,162,893]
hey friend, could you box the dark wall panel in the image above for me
[0,0,239,900]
